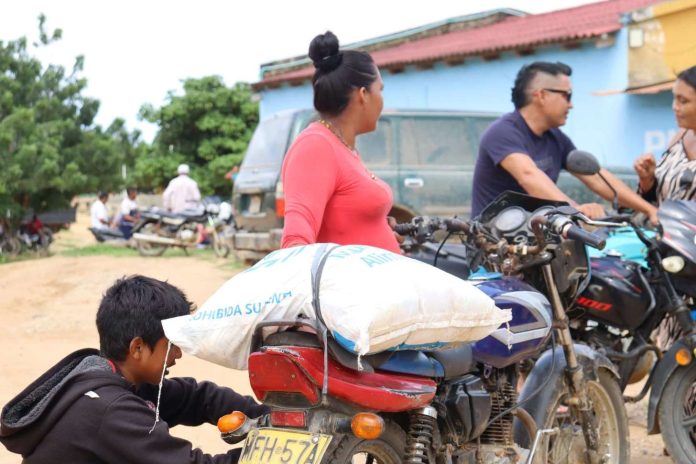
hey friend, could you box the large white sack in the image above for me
[163,243,511,370]
[317,245,510,354]
[163,245,322,370]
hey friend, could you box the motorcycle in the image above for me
[217,201,628,463]
[132,200,234,257]
[555,151,696,463]
[88,227,127,243]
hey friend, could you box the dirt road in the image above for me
[0,219,674,463]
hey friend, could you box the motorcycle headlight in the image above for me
[661,256,685,273]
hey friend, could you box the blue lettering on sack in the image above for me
[191,291,293,320]
[245,247,308,272]
[328,245,367,259]
[360,252,402,268]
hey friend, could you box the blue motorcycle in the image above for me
[223,197,627,464]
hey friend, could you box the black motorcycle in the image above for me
[395,203,632,463]
[555,152,696,463]
[131,200,233,257]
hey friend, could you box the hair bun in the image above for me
[309,31,342,73]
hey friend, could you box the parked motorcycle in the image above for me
[88,227,126,243]
[132,200,233,257]
[16,222,52,255]
[0,221,21,257]
[555,151,696,463]
[217,202,628,463]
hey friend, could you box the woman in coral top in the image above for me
[280,31,400,253]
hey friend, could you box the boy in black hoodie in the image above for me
[0,275,268,463]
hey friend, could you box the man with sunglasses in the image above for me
[471,61,657,222]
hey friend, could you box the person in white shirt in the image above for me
[163,164,201,213]
[117,188,139,239]
[90,192,110,230]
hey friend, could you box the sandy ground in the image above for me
[0,212,674,463]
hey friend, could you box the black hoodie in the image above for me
[0,349,268,463]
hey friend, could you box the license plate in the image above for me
[248,195,262,214]
[239,428,332,464]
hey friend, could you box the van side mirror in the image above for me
[680,169,695,189]
[566,150,601,176]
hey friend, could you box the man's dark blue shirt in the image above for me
[471,111,575,218]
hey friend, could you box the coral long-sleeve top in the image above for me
[280,122,400,253]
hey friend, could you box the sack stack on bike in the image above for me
[163,243,511,370]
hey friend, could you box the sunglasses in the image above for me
[543,88,572,102]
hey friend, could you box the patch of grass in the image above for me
[60,244,139,257]
[58,243,245,271]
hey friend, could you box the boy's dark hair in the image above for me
[678,65,696,91]
[98,191,108,200]
[511,61,573,109]
[309,31,378,116]
[126,187,137,195]
[96,275,193,361]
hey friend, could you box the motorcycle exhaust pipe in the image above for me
[132,233,184,246]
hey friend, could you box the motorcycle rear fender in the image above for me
[646,338,693,434]
[513,344,619,447]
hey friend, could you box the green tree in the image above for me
[0,15,140,221]
[138,76,258,196]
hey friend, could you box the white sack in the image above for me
[163,244,511,370]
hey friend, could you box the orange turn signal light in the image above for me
[217,411,247,433]
[351,412,384,440]
[675,348,693,366]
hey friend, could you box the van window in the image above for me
[399,116,492,166]
[356,119,391,166]
[243,113,294,167]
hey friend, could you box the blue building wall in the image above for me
[258,28,675,168]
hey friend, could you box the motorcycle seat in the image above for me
[261,330,474,379]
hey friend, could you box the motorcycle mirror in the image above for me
[679,169,695,189]
[566,150,601,176]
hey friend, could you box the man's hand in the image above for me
[634,153,656,191]
[577,203,606,219]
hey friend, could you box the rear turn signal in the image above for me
[351,412,384,440]
[675,347,693,366]
[217,411,247,433]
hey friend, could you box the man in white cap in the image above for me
[163,164,201,213]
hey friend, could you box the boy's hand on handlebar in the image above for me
[577,203,606,219]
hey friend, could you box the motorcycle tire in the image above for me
[136,224,168,257]
[1,237,21,257]
[324,420,406,464]
[657,363,696,464]
[532,369,629,464]
[213,237,230,258]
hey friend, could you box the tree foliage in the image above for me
[138,76,258,196]
[0,15,140,221]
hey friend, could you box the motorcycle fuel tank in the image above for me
[470,277,552,369]
[573,257,653,331]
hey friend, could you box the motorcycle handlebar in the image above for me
[443,218,469,233]
[563,224,606,250]
[394,223,416,235]
[394,217,470,238]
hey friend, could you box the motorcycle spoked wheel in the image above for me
[1,237,21,257]
[533,369,628,464]
[212,234,230,258]
[136,223,168,257]
[325,421,406,464]
[658,363,696,464]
